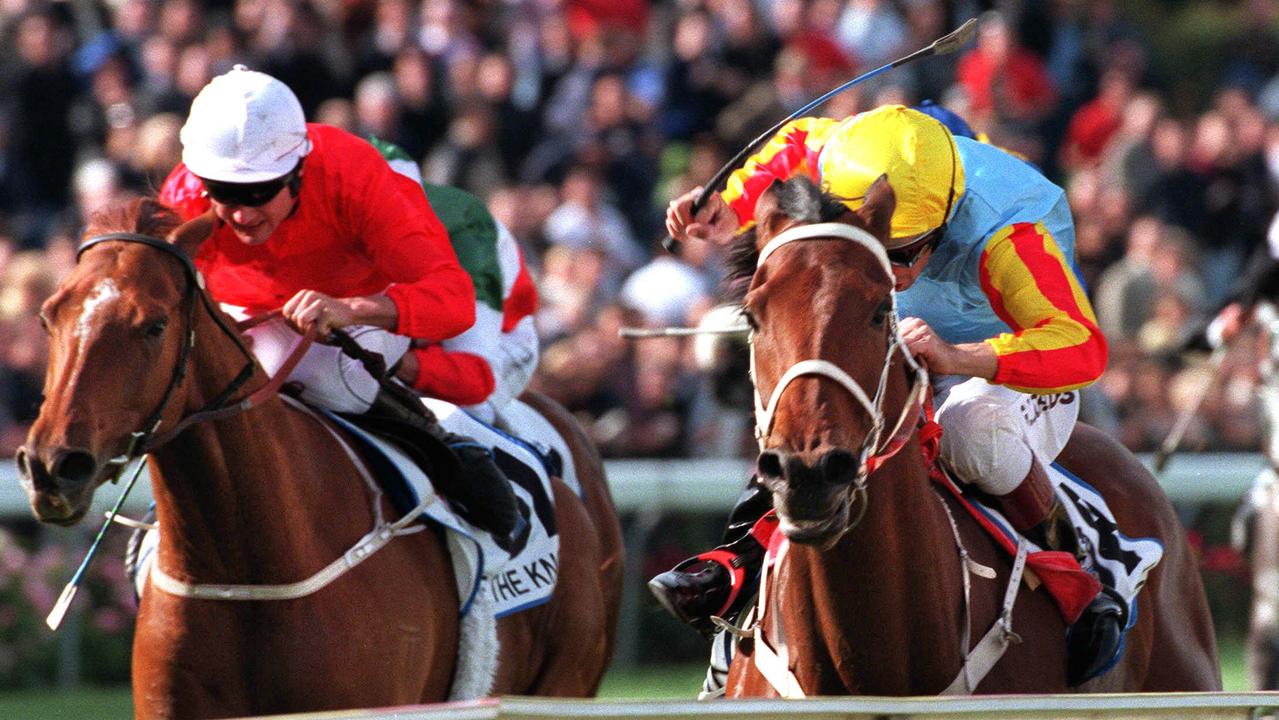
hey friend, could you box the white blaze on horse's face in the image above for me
[72,279,121,385]
[74,278,120,340]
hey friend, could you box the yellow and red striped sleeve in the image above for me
[978,222,1108,393]
[721,117,843,230]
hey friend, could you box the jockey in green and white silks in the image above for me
[371,137,540,425]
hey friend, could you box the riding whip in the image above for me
[662,17,977,254]
[47,456,149,630]
[1152,341,1233,474]
[618,325,749,338]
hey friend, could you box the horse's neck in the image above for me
[145,331,370,582]
[778,440,966,693]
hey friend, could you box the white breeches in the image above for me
[461,315,539,424]
[237,312,409,414]
[934,376,1079,496]
[231,304,537,421]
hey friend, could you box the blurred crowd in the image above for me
[4,0,1279,460]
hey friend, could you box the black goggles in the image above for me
[886,227,943,268]
[200,161,302,207]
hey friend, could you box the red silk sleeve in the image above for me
[409,345,496,405]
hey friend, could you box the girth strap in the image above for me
[148,396,437,601]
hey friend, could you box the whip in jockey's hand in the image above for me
[1208,302,1253,348]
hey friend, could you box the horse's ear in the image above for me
[755,181,791,247]
[858,174,896,242]
[167,211,216,258]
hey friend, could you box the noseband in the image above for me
[75,233,264,475]
[750,222,930,528]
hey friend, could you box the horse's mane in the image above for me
[723,177,854,301]
[83,197,182,240]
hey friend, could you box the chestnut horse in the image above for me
[15,199,623,718]
[723,177,1220,696]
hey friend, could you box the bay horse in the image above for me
[723,176,1220,696]
[14,199,623,718]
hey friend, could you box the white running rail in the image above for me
[242,693,1279,720]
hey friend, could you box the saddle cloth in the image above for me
[326,398,570,618]
[933,461,1163,634]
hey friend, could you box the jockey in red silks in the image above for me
[658,105,1123,686]
[158,65,523,550]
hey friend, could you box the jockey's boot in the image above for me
[367,388,527,553]
[648,476,776,636]
[997,459,1128,686]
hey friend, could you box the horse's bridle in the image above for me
[75,232,306,478]
[750,222,931,528]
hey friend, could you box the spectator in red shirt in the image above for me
[957,11,1057,127]
[1060,67,1136,173]
[159,66,524,549]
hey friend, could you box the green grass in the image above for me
[0,638,1254,718]
[598,663,707,699]
[0,686,134,720]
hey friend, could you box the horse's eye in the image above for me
[741,308,760,331]
[871,299,891,327]
[145,318,168,338]
[37,312,49,333]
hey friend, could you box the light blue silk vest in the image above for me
[894,137,1081,345]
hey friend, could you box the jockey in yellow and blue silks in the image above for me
[654,105,1123,688]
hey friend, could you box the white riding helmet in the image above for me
[180,65,312,183]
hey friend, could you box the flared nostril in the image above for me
[821,449,858,484]
[52,450,97,487]
[14,447,33,480]
[758,450,785,481]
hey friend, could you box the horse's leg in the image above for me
[1056,422,1222,691]
[519,392,625,658]
[1248,481,1279,689]
[490,479,609,696]
[132,592,252,719]
[725,646,780,698]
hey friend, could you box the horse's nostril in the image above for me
[822,449,858,484]
[53,450,97,487]
[758,451,784,480]
[14,447,31,479]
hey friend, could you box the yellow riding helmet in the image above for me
[818,105,965,244]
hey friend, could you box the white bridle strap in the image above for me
[755,359,878,442]
[757,222,891,276]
